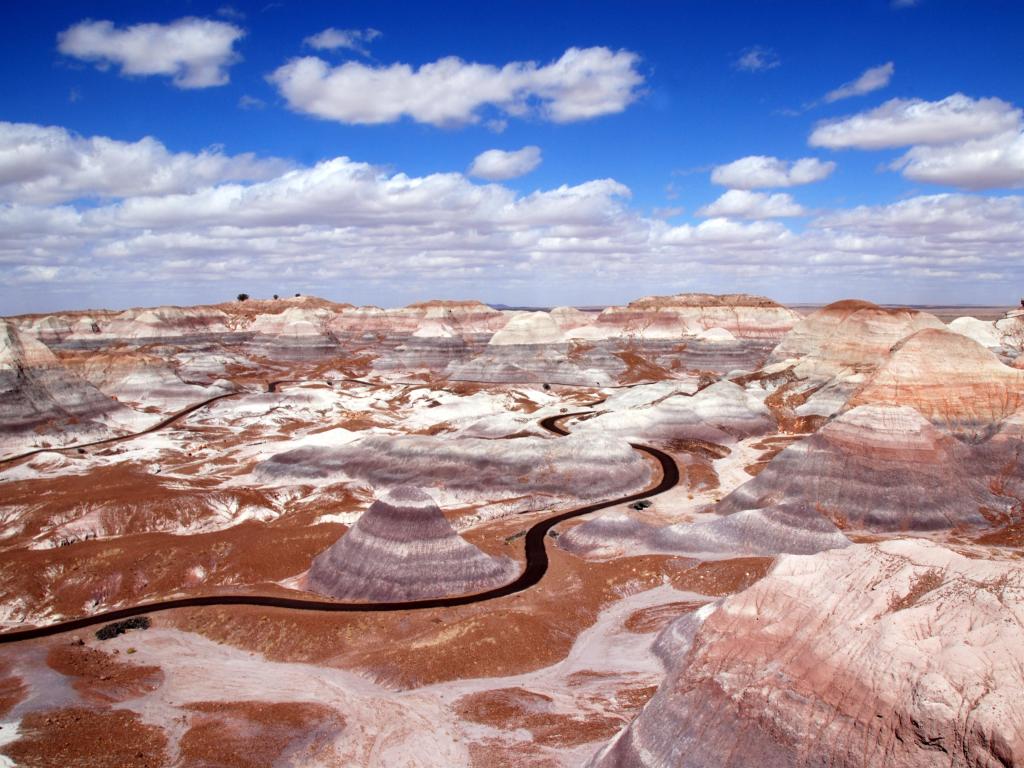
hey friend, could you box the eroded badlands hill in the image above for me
[1,293,1022,768]
[307,486,519,601]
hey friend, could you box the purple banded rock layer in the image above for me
[717,404,1003,531]
[559,503,850,560]
[307,486,519,601]
[590,540,1024,768]
[256,431,653,505]
[66,351,230,411]
[0,321,145,453]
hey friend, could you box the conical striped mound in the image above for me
[308,486,519,602]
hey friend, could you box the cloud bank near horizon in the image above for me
[3,115,1023,312]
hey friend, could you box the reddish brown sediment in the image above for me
[179,701,345,767]
[0,707,169,768]
[47,641,164,703]
[455,687,625,747]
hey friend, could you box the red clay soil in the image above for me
[668,557,774,596]
[623,600,710,633]
[613,350,676,384]
[455,686,624,747]
[975,518,1024,547]
[0,513,351,627]
[163,547,772,689]
[179,701,345,768]
[661,438,731,461]
[468,740,562,768]
[0,707,168,768]
[743,436,802,477]
[0,462,277,544]
[47,641,164,703]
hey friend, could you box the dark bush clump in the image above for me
[95,616,151,640]
[237,293,249,302]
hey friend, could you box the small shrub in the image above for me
[95,616,151,641]
[237,293,249,302]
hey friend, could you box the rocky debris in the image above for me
[0,707,169,768]
[47,641,164,703]
[848,328,1024,439]
[308,486,519,601]
[590,540,1024,768]
[180,701,346,767]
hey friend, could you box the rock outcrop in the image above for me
[257,430,653,506]
[716,404,1002,531]
[571,293,801,341]
[590,540,1024,768]
[0,321,145,453]
[560,503,851,560]
[307,486,518,601]
[947,316,1002,349]
[769,300,946,377]
[848,328,1024,439]
[575,381,774,445]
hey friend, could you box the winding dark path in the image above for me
[0,391,677,644]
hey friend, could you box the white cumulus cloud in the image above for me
[810,93,1024,189]
[57,17,245,89]
[0,122,290,204]
[468,146,542,180]
[697,189,806,219]
[892,129,1024,189]
[825,61,894,102]
[267,46,644,126]
[304,27,381,56]
[809,93,1021,149]
[711,156,835,189]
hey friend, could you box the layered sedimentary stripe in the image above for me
[307,486,519,602]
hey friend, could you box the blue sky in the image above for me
[2,1,1023,312]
